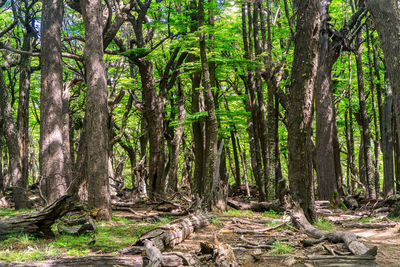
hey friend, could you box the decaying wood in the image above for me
[200,235,238,267]
[121,212,210,254]
[0,194,76,239]
[342,222,397,229]
[227,198,284,212]
[0,254,195,267]
[309,254,378,267]
[290,208,377,256]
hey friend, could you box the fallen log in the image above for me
[290,208,377,256]
[227,198,284,213]
[342,222,397,229]
[121,212,210,254]
[0,254,195,267]
[0,194,76,239]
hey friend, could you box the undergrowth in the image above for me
[270,241,294,254]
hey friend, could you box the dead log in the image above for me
[227,198,284,213]
[121,212,210,254]
[0,194,76,239]
[0,254,195,267]
[309,255,378,267]
[342,222,397,229]
[290,208,377,256]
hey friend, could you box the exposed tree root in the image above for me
[290,208,378,256]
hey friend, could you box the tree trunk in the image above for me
[167,81,186,192]
[199,0,219,209]
[0,68,29,208]
[366,1,400,160]
[138,60,165,198]
[17,27,34,197]
[81,0,111,220]
[287,0,320,222]
[354,34,376,199]
[190,71,205,196]
[382,77,395,196]
[40,0,69,203]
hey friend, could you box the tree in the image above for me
[287,0,320,221]
[40,0,70,204]
[80,0,111,220]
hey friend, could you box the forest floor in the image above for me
[0,197,400,266]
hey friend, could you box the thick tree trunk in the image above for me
[0,69,29,209]
[40,0,69,203]
[81,0,111,220]
[287,0,320,222]
[314,1,343,202]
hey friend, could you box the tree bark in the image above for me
[0,68,29,208]
[366,1,400,159]
[81,0,111,220]
[314,0,342,202]
[287,0,320,222]
[40,0,69,204]
[199,0,219,209]
[382,77,395,196]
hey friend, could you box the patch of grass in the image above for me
[358,216,373,223]
[111,214,134,224]
[270,241,294,254]
[0,215,172,261]
[314,218,334,231]
[225,209,255,217]
[0,208,36,219]
[210,215,222,226]
[262,210,284,219]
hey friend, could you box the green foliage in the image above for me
[270,241,294,255]
[314,218,334,232]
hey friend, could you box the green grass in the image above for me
[210,215,222,226]
[314,218,334,231]
[262,210,284,219]
[270,241,294,254]
[0,208,36,219]
[0,214,172,261]
[358,216,374,223]
[224,209,255,217]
